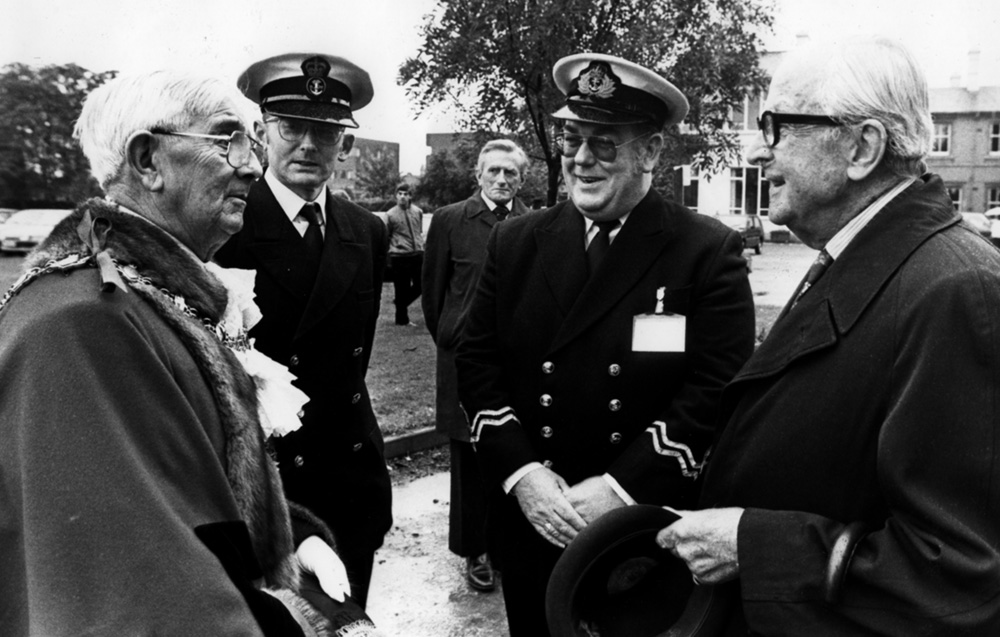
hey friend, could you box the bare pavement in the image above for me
[364,242,817,636]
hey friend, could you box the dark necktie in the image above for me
[587,219,620,276]
[494,204,509,221]
[790,249,833,308]
[300,202,324,261]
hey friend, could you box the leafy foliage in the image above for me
[400,0,774,204]
[0,63,117,207]
[356,150,403,200]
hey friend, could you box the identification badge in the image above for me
[631,287,686,352]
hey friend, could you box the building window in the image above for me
[947,186,963,211]
[932,123,952,155]
[730,166,768,215]
[987,187,1000,210]
[990,123,1000,155]
[681,166,699,212]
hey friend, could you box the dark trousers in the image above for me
[448,440,489,557]
[492,493,563,637]
[390,253,423,324]
[277,429,392,609]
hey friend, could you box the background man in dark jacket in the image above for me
[215,52,391,609]
[658,36,1000,635]
[422,138,531,592]
[456,53,755,636]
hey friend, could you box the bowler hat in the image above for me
[552,53,689,127]
[546,505,732,637]
[238,53,373,128]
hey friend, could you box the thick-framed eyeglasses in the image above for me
[554,132,649,163]
[151,129,264,168]
[263,117,345,146]
[757,111,842,147]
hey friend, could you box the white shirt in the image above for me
[264,170,327,238]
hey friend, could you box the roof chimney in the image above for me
[967,48,980,93]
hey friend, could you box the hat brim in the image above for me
[546,505,734,637]
[263,101,359,129]
[551,103,652,127]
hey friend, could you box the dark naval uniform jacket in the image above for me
[456,187,755,506]
[422,190,529,440]
[700,175,1000,635]
[214,177,392,564]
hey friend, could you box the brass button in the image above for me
[540,426,554,438]
[608,364,621,376]
[293,455,305,467]
[539,394,553,407]
[542,361,555,374]
[352,347,363,357]
[289,354,300,367]
[609,432,623,444]
[353,442,364,452]
[542,459,553,468]
[297,409,305,419]
[351,393,362,404]
[608,399,622,412]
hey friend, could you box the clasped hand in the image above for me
[513,470,625,547]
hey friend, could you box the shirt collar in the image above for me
[824,177,917,260]
[264,170,327,225]
[480,190,504,211]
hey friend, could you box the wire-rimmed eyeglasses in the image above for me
[554,132,650,163]
[151,129,264,168]
[757,111,842,147]
[263,116,345,146]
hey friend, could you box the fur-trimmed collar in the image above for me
[30,197,228,322]
[26,197,300,591]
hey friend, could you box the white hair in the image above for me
[476,139,529,176]
[812,36,933,177]
[74,71,257,189]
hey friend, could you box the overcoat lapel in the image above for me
[535,203,589,317]
[244,180,316,301]
[548,190,672,354]
[296,192,363,339]
[731,176,959,385]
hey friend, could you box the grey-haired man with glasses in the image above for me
[656,37,1000,635]
[215,52,391,611]
[455,53,755,636]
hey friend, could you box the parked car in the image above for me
[960,212,991,238]
[986,208,1000,248]
[0,208,74,254]
[715,214,765,254]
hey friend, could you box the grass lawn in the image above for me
[367,282,785,438]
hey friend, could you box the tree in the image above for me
[0,63,117,207]
[399,0,774,204]
[356,148,402,200]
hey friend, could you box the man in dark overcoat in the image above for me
[456,53,756,636]
[657,36,1000,635]
[215,52,391,609]
[422,138,531,592]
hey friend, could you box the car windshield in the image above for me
[8,209,71,225]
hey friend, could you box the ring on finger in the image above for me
[544,522,556,534]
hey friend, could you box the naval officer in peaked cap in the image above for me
[455,52,756,636]
[215,52,391,610]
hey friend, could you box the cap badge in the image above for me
[301,56,331,98]
[576,61,618,100]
